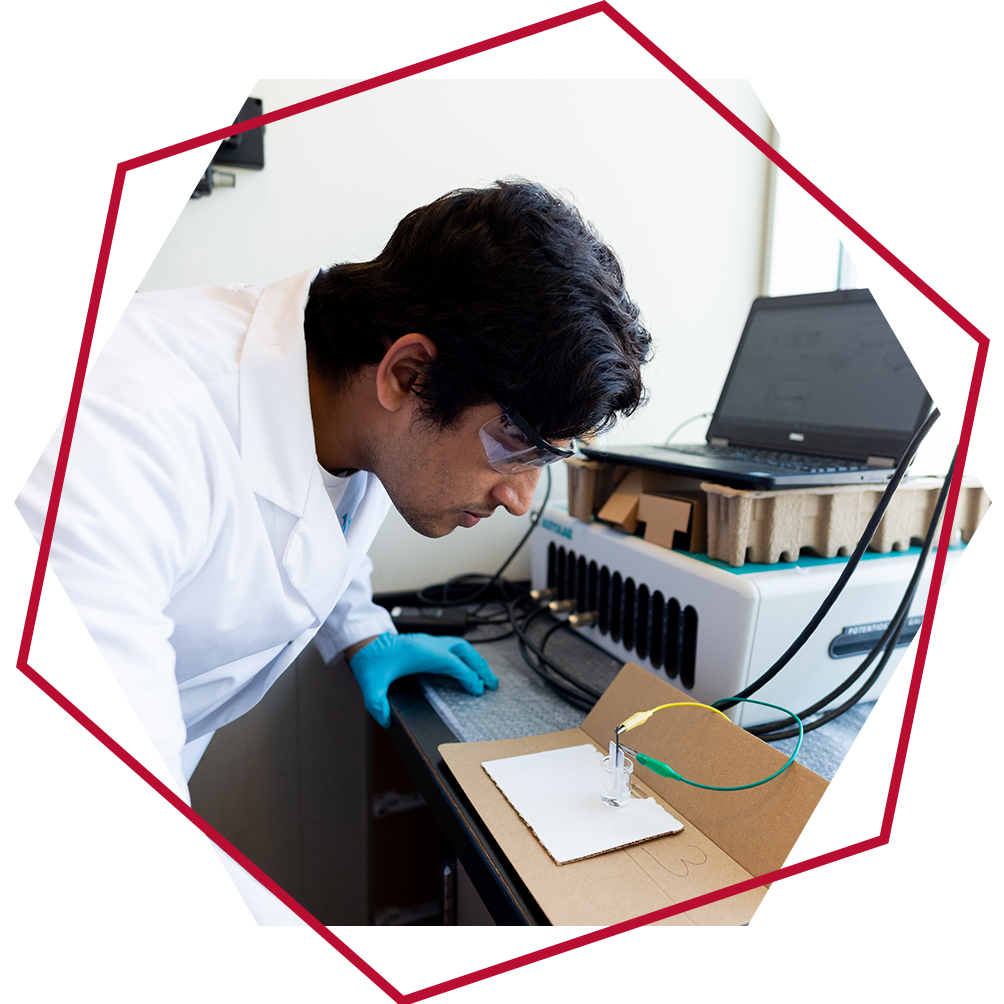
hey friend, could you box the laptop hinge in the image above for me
[867,455,896,468]
[710,437,729,447]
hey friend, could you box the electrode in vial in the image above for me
[600,739,633,807]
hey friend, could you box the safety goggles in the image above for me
[479,407,575,474]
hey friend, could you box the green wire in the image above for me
[630,698,804,792]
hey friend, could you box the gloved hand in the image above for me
[348,632,499,727]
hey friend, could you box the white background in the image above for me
[3,1,999,1002]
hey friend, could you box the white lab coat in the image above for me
[17,268,395,797]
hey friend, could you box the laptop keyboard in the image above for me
[665,443,870,473]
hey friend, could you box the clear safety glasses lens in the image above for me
[479,411,573,475]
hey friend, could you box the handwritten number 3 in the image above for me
[643,844,709,878]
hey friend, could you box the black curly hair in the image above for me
[304,179,652,440]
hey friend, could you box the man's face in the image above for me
[373,402,546,538]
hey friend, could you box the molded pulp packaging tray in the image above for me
[703,476,989,567]
[565,460,989,568]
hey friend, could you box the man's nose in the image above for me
[490,468,542,517]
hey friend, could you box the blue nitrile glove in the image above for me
[348,632,499,727]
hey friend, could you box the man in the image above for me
[17,180,651,800]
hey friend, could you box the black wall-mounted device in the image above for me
[212,96,265,170]
[191,96,265,198]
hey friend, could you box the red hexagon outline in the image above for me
[15,3,989,1001]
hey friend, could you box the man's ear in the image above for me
[374,333,438,413]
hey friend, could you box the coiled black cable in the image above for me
[510,603,603,704]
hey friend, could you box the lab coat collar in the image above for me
[239,268,357,624]
[238,268,321,517]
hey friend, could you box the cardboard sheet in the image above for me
[440,663,828,926]
[637,492,695,550]
[481,744,684,864]
[596,468,708,551]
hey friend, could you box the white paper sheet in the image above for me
[481,744,684,864]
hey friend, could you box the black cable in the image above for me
[512,622,596,709]
[518,610,594,698]
[747,597,915,738]
[417,467,552,607]
[519,604,552,635]
[469,605,511,621]
[749,450,957,741]
[755,461,955,738]
[753,602,912,742]
[462,592,541,643]
[509,602,603,703]
[539,619,569,654]
[468,611,510,625]
[715,407,939,711]
[510,598,602,702]
[536,619,606,700]
[753,612,908,741]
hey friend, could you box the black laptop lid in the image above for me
[707,288,932,462]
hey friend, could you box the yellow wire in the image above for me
[654,702,731,721]
[617,702,732,734]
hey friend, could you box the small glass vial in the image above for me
[600,741,634,807]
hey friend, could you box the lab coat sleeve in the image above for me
[312,553,396,663]
[16,394,210,799]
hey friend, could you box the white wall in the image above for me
[767,139,844,298]
[763,138,952,477]
[139,78,773,592]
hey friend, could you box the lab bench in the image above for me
[189,615,872,926]
[383,616,873,925]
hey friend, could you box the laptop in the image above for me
[582,288,932,490]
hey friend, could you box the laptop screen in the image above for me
[708,289,932,461]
